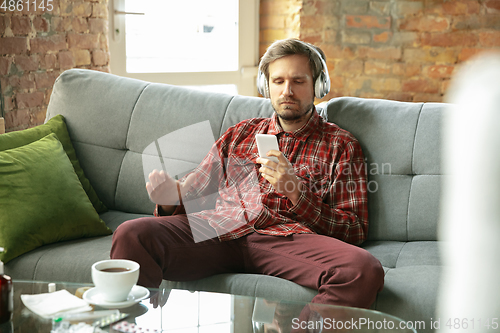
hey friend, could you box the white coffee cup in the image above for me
[91,259,140,302]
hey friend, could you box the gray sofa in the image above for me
[6,69,443,332]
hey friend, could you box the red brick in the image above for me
[485,0,500,13]
[387,92,414,102]
[334,59,363,77]
[68,33,99,49]
[301,15,327,30]
[0,57,13,75]
[9,73,36,90]
[421,32,478,47]
[370,2,393,15]
[429,1,481,15]
[16,91,45,109]
[373,31,392,43]
[5,109,30,130]
[441,79,452,96]
[40,53,58,70]
[402,78,439,93]
[99,33,108,49]
[358,47,402,60]
[62,2,92,17]
[35,71,59,89]
[44,88,53,105]
[52,17,72,32]
[451,16,482,31]
[33,17,49,33]
[72,49,91,66]
[32,107,48,126]
[0,78,10,95]
[72,17,89,33]
[0,37,28,55]
[314,0,338,16]
[479,31,500,47]
[92,49,108,66]
[365,61,392,75]
[342,31,371,44]
[260,15,285,30]
[347,76,401,93]
[0,15,6,35]
[359,92,386,99]
[15,55,39,71]
[458,48,484,61]
[92,3,108,18]
[59,51,75,69]
[30,35,67,53]
[399,16,450,32]
[393,63,421,77]
[481,15,500,29]
[328,75,344,89]
[10,16,32,36]
[299,33,322,45]
[89,18,108,34]
[424,65,455,79]
[260,29,291,43]
[404,48,457,64]
[393,2,424,17]
[342,2,368,14]
[413,93,443,103]
[345,15,391,29]
[3,95,15,112]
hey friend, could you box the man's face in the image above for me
[268,54,315,123]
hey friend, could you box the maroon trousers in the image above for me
[110,214,384,309]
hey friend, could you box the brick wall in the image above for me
[0,0,110,132]
[260,0,500,102]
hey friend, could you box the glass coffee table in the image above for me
[2,280,417,333]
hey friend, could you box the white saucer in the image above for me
[83,285,150,309]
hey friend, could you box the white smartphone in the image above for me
[255,134,280,163]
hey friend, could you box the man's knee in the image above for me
[111,217,161,258]
[345,248,384,307]
[316,247,384,308]
[356,249,384,290]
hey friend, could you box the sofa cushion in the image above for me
[0,114,107,214]
[0,133,111,263]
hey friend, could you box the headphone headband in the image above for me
[257,40,331,99]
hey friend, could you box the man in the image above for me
[111,38,384,309]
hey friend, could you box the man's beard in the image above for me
[272,98,315,122]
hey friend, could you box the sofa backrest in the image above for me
[46,69,444,242]
[325,98,444,242]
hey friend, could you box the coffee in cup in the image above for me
[91,259,140,302]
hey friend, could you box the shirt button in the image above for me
[285,133,290,137]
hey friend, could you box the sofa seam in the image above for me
[406,103,425,241]
[218,95,237,137]
[113,82,151,207]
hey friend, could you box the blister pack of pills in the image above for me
[112,322,161,332]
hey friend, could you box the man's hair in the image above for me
[258,38,327,83]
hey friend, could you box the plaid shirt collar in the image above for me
[267,107,322,142]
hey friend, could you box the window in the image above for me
[108,0,259,96]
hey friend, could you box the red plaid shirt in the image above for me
[155,110,368,245]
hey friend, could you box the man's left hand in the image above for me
[256,150,301,205]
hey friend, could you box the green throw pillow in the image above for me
[0,133,112,263]
[0,114,107,213]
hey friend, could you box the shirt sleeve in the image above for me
[153,132,230,217]
[288,140,369,245]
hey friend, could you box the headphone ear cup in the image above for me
[315,71,331,99]
[257,71,270,98]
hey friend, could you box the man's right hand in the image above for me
[146,169,180,206]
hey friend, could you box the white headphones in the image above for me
[257,40,331,99]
